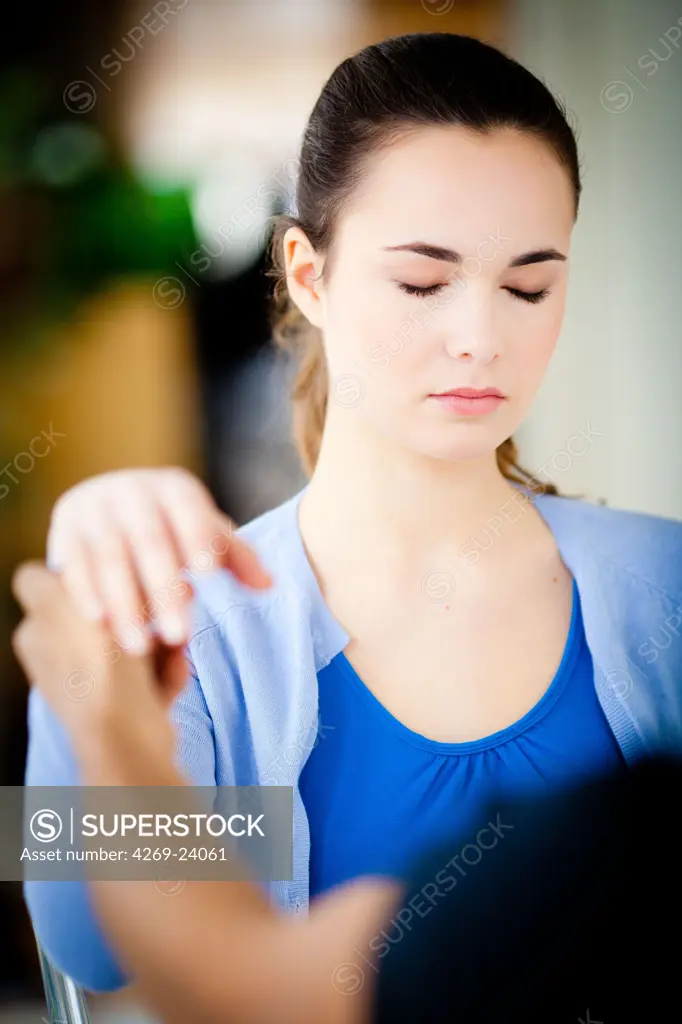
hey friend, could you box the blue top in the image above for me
[24,481,682,991]
[300,579,625,897]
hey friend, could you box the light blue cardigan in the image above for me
[24,482,682,991]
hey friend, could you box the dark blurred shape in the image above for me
[375,752,682,1024]
[191,227,306,524]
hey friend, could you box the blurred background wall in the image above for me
[513,0,682,518]
[1,0,679,1020]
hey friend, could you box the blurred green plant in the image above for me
[0,67,197,364]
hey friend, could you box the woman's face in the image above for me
[287,125,575,462]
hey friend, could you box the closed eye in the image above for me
[506,287,549,304]
[397,282,445,297]
[397,282,550,304]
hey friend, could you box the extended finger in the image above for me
[156,476,272,589]
[111,487,191,646]
[60,533,108,624]
[219,531,274,589]
[83,508,154,655]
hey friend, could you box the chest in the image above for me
[336,562,576,743]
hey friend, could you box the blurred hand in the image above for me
[47,468,273,654]
[12,561,182,764]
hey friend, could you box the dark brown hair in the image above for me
[266,32,582,496]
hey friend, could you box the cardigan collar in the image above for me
[279,481,670,764]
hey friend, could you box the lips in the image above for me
[432,387,504,399]
[429,387,506,417]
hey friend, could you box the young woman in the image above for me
[24,32,682,993]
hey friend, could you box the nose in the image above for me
[442,283,499,364]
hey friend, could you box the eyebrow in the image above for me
[380,242,567,267]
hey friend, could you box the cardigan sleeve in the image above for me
[22,662,216,992]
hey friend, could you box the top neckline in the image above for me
[329,576,582,756]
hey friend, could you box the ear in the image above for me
[283,225,325,329]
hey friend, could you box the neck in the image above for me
[298,409,540,575]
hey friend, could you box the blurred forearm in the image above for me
[78,732,278,1024]
[77,727,401,1024]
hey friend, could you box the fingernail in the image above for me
[118,626,150,655]
[130,634,150,656]
[160,617,187,645]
